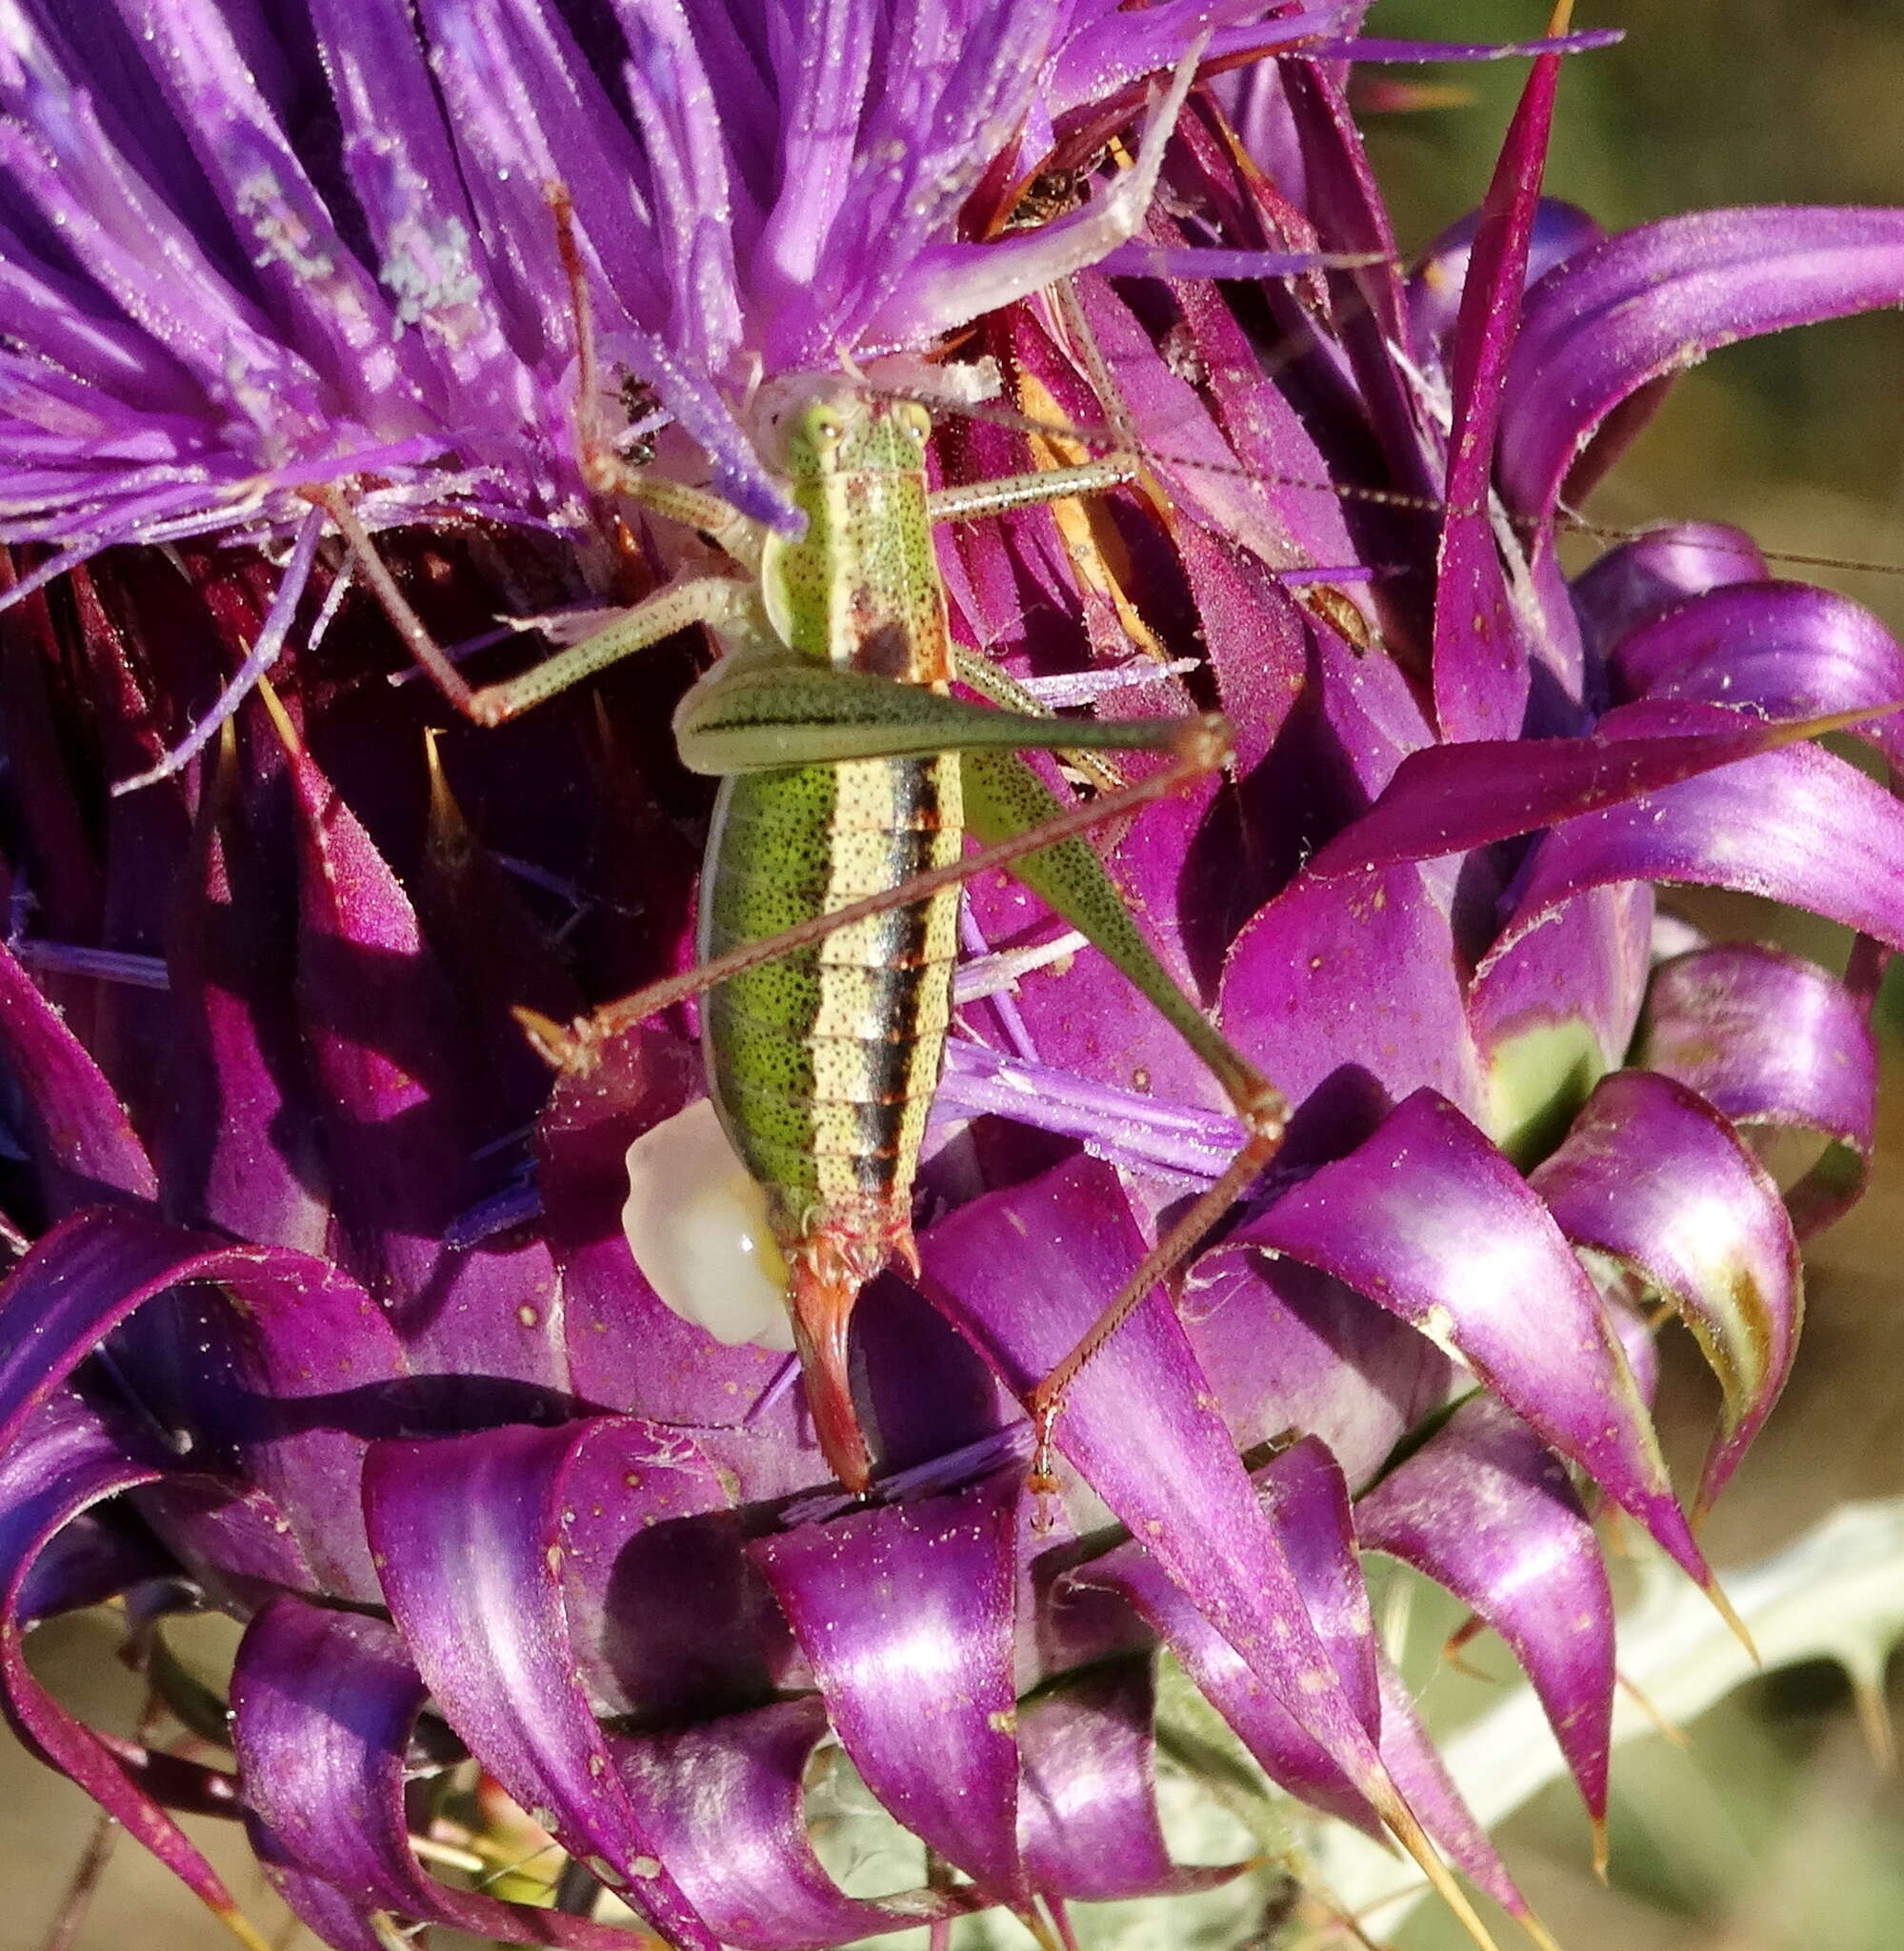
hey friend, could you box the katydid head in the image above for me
[754,379,934,482]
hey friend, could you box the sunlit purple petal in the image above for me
[921,1157,1401,1800]
[362,1420,726,1949]
[1070,1441,1528,1912]
[1502,207,1904,517]
[752,1474,1024,1901]
[1505,702,1904,955]
[1368,1650,1525,1916]
[1066,1464,1379,1836]
[1612,580,1904,767]
[0,1205,404,1598]
[1357,1394,1613,1827]
[556,1424,788,1724]
[1220,865,1485,1136]
[233,1596,638,1948]
[1244,1090,1707,1581]
[1020,1658,1242,1900]
[1468,885,1653,1160]
[612,1695,979,1948]
[1533,1069,1802,1515]
[1572,522,1770,658]
[1181,1250,1452,1492]
[1636,945,1877,1236]
[1430,30,1564,740]
[1310,706,1885,876]
[0,1390,264,1946]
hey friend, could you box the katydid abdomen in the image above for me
[700,751,963,1489]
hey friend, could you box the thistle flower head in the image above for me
[3,7,1904,1951]
[0,0,1344,562]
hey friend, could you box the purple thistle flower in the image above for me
[1,6,1902,1949]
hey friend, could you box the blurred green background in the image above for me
[10,4,1904,1947]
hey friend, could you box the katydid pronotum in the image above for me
[372,370,1291,1500]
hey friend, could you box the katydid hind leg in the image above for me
[515,722,1233,1071]
[529,653,1292,1489]
[963,748,1287,1136]
[959,749,1292,1497]
[672,656,1224,775]
[1026,1125,1282,1507]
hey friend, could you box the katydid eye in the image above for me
[810,414,842,448]
[900,403,932,446]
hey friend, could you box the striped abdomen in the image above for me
[699,748,963,1259]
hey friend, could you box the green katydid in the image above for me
[288,167,1566,1951]
[378,370,1290,1498]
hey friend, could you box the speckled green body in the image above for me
[699,395,961,1280]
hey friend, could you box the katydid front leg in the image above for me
[456,459,782,725]
[926,454,1136,526]
[463,573,761,726]
[323,460,772,729]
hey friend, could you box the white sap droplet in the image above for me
[622,1099,794,1351]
